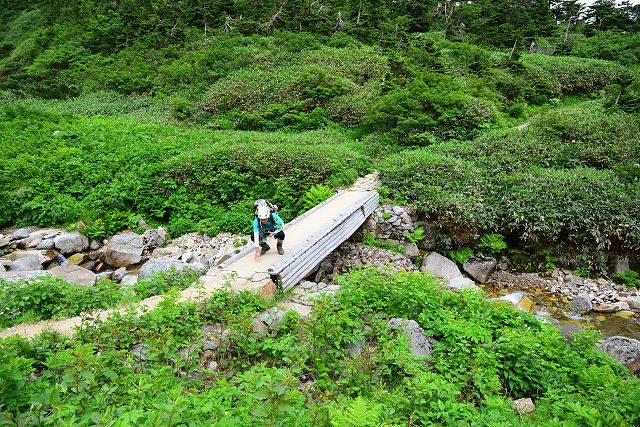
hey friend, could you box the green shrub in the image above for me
[520,54,629,97]
[300,185,335,213]
[448,247,474,264]
[478,233,507,254]
[614,270,640,288]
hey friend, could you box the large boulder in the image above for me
[138,256,192,280]
[446,276,479,292]
[420,252,461,280]
[11,228,30,240]
[8,254,44,271]
[570,294,593,315]
[54,232,89,255]
[387,318,437,358]
[49,265,97,286]
[627,296,640,310]
[463,256,497,284]
[143,227,167,250]
[105,232,144,267]
[599,336,640,374]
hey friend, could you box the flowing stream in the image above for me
[481,282,640,341]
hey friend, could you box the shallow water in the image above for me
[482,283,640,341]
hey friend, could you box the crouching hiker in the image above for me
[251,199,285,261]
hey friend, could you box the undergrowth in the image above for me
[1,267,638,425]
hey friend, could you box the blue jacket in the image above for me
[253,212,284,242]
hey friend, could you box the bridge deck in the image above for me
[216,190,378,289]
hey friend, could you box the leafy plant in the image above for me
[448,247,474,265]
[406,227,425,244]
[614,270,640,288]
[478,233,507,254]
[300,184,335,213]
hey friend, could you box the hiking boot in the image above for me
[260,243,270,255]
[277,241,284,255]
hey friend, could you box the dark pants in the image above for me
[250,230,285,244]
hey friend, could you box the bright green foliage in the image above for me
[0,105,369,236]
[614,270,640,288]
[478,233,508,255]
[1,267,639,425]
[448,247,474,265]
[379,103,640,264]
[300,185,336,213]
[406,227,425,244]
[0,269,199,330]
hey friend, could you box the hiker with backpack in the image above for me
[252,199,285,260]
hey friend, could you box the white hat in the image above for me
[257,205,270,220]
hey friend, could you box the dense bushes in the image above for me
[0,106,369,237]
[1,267,638,424]
[379,104,640,261]
[520,54,629,98]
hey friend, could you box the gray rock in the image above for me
[402,241,420,259]
[16,234,43,249]
[252,318,269,335]
[400,212,412,224]
[446,276,479,292]
[49,265,97,286]
[462,256,497,284]
[152,246,184,258]
[138,257,189,280]
[345,340,365,356]
[613,301,631,311]
[143,227,167,250]
[201,325,231,351]
[612,256,630,274]
[392,206,405,215]
[54,232,89,255]
[387,318,437,358]
[213,244,235,266]
[42,230,61,239]
[120,274,138,286]
[0,236,10,247]
[178,344,199,362]
[257,308,285,331]
[9,255,43,271]
[570,294,593,315]
[599,336,640,374]
[80,260,98,271]
[11,228,30,240]
[418,226,436,250]
[626,296,640,310]
[89,239,101,250]
[420,252,461,280]
[512,398,535,414]
[36,238,55,250]
[105,232,144,267]
[0,263,4,272]
[111,267,128,282]
[180,251,193,263]
[131,344,150,362]
[497,256,511,271]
